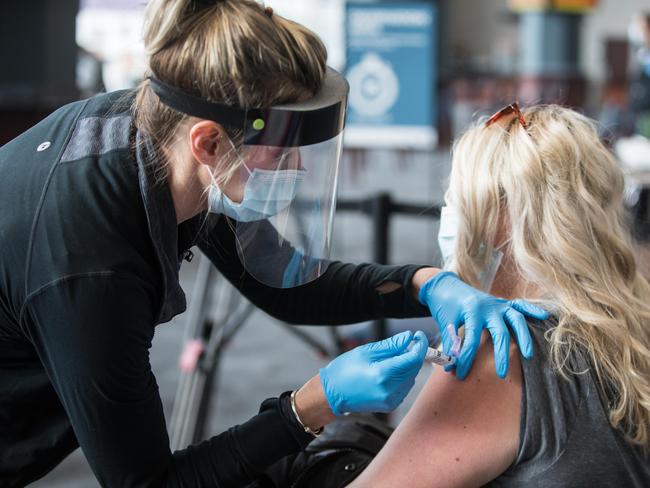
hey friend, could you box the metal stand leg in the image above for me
[274,321,331,358]
[170,252,338,449]
[169,253,254,450]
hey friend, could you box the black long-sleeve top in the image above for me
[0,92,428,487]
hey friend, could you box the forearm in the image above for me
[198,216,433,326]
[169,393,316,487]
[293,374,336,431]
[208,248,432,325]
[260,261,432,325]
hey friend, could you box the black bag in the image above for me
[247,414,392,488]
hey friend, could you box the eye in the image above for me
[242,146,302,172]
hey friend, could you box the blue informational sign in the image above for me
[345,1,437,150]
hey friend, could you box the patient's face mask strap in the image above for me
[437,205,503,292]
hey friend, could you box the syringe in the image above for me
[418,324,462,367]
[424,347,456,366]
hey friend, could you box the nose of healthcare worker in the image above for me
[0,0,548,487]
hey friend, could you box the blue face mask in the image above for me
[437,205,503,291]
[208,165,306,222]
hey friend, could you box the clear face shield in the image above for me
[149,68,349,288]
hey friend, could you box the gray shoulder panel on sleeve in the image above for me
[60,115,131,163]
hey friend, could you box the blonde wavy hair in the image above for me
[133,0,327,181]
[447,104,650,448]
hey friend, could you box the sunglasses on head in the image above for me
[485,102,529,131]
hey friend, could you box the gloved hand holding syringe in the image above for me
[318,323,464,417]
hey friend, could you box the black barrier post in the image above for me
[370,193,392,342]
[336,195,440,344]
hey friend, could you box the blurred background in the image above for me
[2,0,650,486]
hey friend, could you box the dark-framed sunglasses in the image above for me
[485,102,529,131]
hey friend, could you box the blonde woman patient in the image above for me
[349,104,650,487]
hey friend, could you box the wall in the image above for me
[442,0,649,82]
[439,0,517,75]
[581,0,649,82]
[0,0,79,107]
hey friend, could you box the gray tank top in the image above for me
[488,318,650,487]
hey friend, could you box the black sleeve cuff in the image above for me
[232,393,313,473]
[265,391,315,448]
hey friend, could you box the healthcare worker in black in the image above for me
[0,1,549,486]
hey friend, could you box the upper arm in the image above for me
[349,332,523,488]
[23,274,174,487]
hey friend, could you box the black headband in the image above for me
[147,74,348,147]
[149,77,246,129]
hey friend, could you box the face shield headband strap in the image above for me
[147,76,347,147]
[148,77,246,131]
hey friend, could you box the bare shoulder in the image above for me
[349,332,523,488]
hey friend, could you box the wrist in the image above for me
[412,267,442,304]
[294,374,336,432]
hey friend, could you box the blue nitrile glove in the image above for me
[418,271,549,380]
[319,330,428,416]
